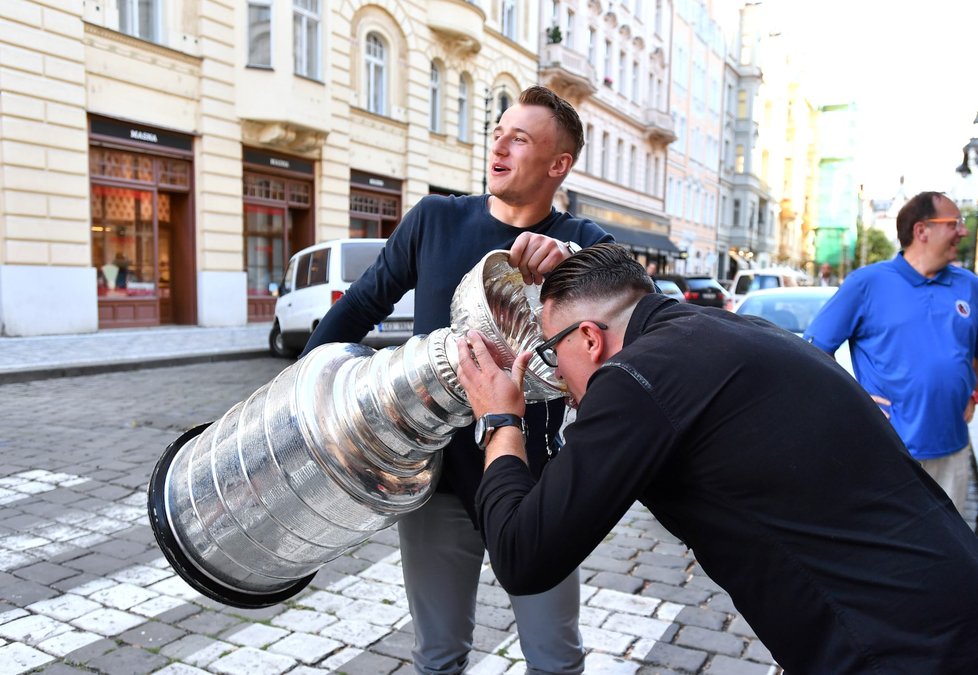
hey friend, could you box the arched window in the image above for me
[365,33,387,115]
[457,76,470,142]
[497,91,511,123]
[429,62,442,132]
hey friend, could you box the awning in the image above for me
[601,224,681,254]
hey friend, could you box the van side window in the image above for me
[735,276,753,295]
[280,259,296,296]
[308,249,329,286]
[295,253,312,290]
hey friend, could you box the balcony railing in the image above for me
[539,43,598,101]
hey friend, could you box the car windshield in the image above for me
[340,242,385,282]
[737,294,833,334]
[687,278,720,291]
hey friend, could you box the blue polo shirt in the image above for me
[804,253,978,459]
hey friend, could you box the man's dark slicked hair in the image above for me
[896,191,947,248]
[519,86,585,163]
[541,243,655,307]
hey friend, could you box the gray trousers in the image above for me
[398,492,584,674]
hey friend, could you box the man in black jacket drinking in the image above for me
[457,243,978,674]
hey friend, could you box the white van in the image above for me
[728,267,810,310]
[269,238,415,357]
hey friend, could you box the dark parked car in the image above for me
[656,274,729,308]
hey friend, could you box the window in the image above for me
[601,132,610,179]
[616,139,624,183]
[629,145,637,189]
[119,0,160,42]
[733,198,741,227]
[429,62,442,132]
[735,144,745,173]
[247,1,272,67]
[604,40,612,79]
[585,124,594,174]
[737,89,747,119]
[632,60,639,101]
[293,0,321,79]
[501,0,517,40]
[565,9,574,48]
[588,28,596,65]
[645,152,652,194]
[457,76,470,142]
[365,33,387,115]
[618,51,626,93]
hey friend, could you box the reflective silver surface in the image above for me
[149,249,562,604]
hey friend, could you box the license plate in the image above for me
[379,320,413,332]
[701,292,716,299]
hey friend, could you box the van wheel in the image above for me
[269,322,297,359]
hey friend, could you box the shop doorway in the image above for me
[90,147,195,328]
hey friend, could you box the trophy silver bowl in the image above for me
[147,250,564,607]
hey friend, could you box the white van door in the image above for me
[290,246,332,333]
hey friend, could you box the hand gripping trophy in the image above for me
[147,251,563,608]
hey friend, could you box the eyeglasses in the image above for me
[535,320,608,368]
[924,218,966,230]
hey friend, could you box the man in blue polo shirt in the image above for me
[805,191,978,517]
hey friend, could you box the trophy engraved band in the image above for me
[147,250,564,608]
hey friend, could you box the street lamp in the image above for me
[954,110,978,272]
[482,85,510,194]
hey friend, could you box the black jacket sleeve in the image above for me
[475,366,679,595]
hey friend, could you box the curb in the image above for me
[0,349,279,385]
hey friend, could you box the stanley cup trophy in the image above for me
[147,250,564,608]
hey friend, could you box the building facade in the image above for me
[0,0,538,336]
[539,0,678,272]
[664,0,725,276]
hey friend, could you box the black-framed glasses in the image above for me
[535,320,608,368]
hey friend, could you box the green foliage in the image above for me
[955,205,978,269]
[546,25,562,44]
[853,226,896,269]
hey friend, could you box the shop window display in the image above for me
[91,185,168,297]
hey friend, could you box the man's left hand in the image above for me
[509,232,574,285]
[456,330,529,420]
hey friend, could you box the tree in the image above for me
[853,226,896,269]
[955,205,977,271]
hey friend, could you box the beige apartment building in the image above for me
[540,0,678,273]
[0,0,538,336]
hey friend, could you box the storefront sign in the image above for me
[351,170,401,193]
[90,116,193,152]
[244,148,314,175]
[571,193,670,236]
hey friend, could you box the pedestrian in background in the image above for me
[457,243,978,674]
[301,86,611,674]
[805,191,978,517]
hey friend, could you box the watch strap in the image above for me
[476,413,525,451]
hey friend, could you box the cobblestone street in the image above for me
[0,357,786,675]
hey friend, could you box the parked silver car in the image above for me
[735,286,852,375]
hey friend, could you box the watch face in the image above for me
[474,416,488,449]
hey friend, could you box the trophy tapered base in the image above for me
[147,424,315,608]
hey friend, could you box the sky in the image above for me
[722,0,978,200]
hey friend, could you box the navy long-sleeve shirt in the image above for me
[302,194,612,522]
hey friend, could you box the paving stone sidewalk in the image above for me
[0,358,783,675]
[0,324,272,383]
